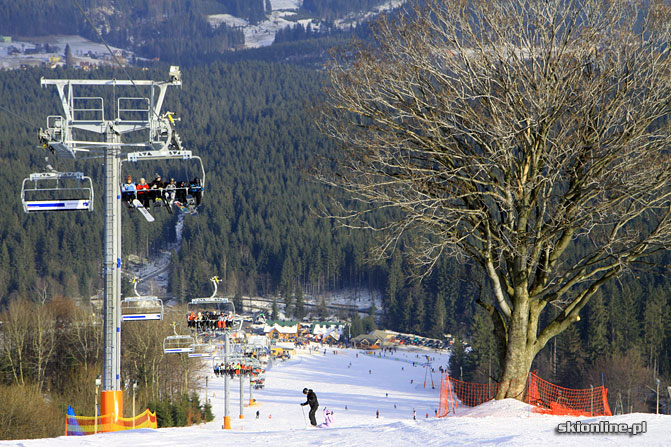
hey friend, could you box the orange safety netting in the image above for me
[437,372,611,417]
[65,409,157,435]
[526,372,611,417]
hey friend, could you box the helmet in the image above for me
[303,388,308,394]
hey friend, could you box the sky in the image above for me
[1,345,669,446]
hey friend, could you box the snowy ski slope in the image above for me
[1,346,669,446]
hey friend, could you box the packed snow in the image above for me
[1,346,669,446]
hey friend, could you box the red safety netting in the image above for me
[526,372,611,417]
[437,372,611,417]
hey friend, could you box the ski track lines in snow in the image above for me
[2,348,671,447]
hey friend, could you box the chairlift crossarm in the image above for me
[190,297,230,305]
[126,150,193,162]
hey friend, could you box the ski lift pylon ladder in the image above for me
[21,171,94,213]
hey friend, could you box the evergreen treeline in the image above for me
[2,58,671,415]
[0,63,383,304]
[301,0,386,20]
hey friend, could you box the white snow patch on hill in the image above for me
[269,0,303,11]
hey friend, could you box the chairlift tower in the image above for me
[38,67,193,421]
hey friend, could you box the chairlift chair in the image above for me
[187,297,236,315]
[163,322,194,354]
[121,296,164,321]
[188,342,215,358]
[21,171,94,213]
[121,277,164,321]
[123,149,206,212]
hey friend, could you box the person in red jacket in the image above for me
[136,177,150,207]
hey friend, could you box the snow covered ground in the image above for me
[1,346,669,446]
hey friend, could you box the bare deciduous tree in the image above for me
[0,299,30,386]
[318,0,671,398]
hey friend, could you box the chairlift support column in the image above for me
[223,332,231,430]
[38,68,185,423]
[103,126,122,395]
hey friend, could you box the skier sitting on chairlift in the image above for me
[165,178,177,206]
[121,175,136,206]
[189,177,203,207]
[149,174,165,204]
[136,178,150,207]
[175,180,188,204]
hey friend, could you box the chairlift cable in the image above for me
[0,103,41,129]
[72,0,161,121]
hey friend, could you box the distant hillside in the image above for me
[0,0,398,64]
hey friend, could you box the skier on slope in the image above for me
[300,387,319,426]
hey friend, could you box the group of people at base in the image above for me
[121,174,202,208]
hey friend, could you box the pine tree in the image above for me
[643,287,666,374]
[468,306,499,383]
[318,296,328,320]
[384,252,402,328]
[271,298,279,321]
[587,292,609,362]
[233,289,243,314]
[554,324,588,387]
[64,43,74,67]
[429,294,447,339]
[294,283,305,320]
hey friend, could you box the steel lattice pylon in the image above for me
[36,67,196,420]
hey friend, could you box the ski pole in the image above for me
[301,405,308,428]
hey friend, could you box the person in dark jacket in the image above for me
[300,387,319,426]
[189,177,203,206]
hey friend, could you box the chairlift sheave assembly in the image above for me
[21,171,94,213]
[121,277,164,321]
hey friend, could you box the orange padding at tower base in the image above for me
[437,372,611,418]
[65,409,157,435]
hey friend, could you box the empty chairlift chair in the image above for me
[163,323,195,354]
[188,341,215,358]
[21,171,94,213]
[121,277,164,321]
[121,296,164,321]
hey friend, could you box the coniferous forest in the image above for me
[1,48,671,417]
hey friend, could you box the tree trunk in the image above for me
[495,295,535,399]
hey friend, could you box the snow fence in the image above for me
[437,371,611,417]
[65,408,157,435]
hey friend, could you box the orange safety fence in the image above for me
[65,408,157,435]
[437,372,611,417]
[527,372,611,417]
